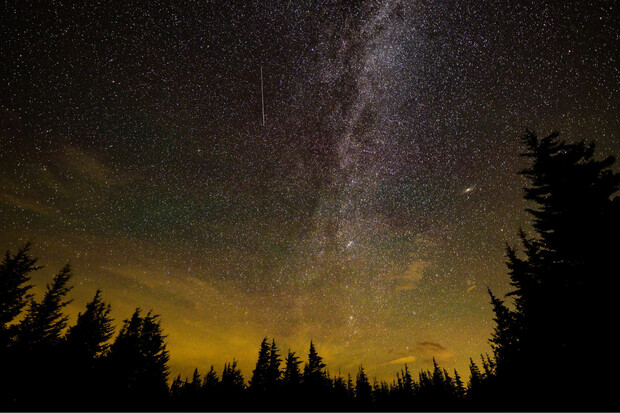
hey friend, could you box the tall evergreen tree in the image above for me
[401,364,414,397]
[467,358,483,398]
[302,340,329,408]
[203,364,219,391]
[17,264,72,348]
[355,365,372,404]
[0,242,38,344]
[249,338,271,393]
[453,369,465,400]
[266,339,282,389]
[346,373,355,401]
[303,340,326,385]
[0,243,39,407]
[431,358,444,390]
[63,289,114,408]
[200,365,219,409]
[331,371,349,408]
[487,288,518,379]
[65,289,114,359]
[491,131,620,407]
[221,359,245,408]
[283,349,302,388]
[106,308,170,408]
[170,374,184,402]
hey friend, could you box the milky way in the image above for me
[1,0,618,380]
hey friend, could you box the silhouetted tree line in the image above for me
[0,131,617,411]
[0,248,170,411]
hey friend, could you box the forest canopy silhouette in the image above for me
[0,131,618,411]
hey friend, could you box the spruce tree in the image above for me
[249,338,270,393]
[221,359,245,408]
[65,289,114,359]
[0,243,38,344]
[487,288,517,379]
[266,339,282,390]
[467,358,483,398]
[106,308,170,408]
[303,340,326,385]
[355,365,372,404]
[18,264,72,348]
[201,365,219,408]
[453,369,465,400]
[283,349,302,388]
[63,289,114,408]
[492,131,619,407]
[0,243,38,408]
[401,364,413,397]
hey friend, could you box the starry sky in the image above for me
[1,0,618,381]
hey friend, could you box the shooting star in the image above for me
[261,66,265,126]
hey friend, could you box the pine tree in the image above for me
[170,374,183,401]
[487,288,518,378]
[63,289,114,408]
[203,364,219,390]
[355,365,372,404]
[443,368,454,395]
[453,369,465,400]
[346,373,355,401]
[201,365,219,408]
[65,289,114,359]
[401,364,413,396]
[493,131,620,407]
[303,340,327,385]
[266,339,282,390]
[18,264,72,348]
[221,359,245,406]
[480,354,495,380]
[373,379,390,407]
[249,338,270,393]
[106,308,170,408]
[0,243,38,344]
[283,349,302,388]
[0,243,39,408]
[467,358,483,398]
[431,358,444,390]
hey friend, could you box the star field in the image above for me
[1,0,618,381]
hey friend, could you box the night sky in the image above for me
[1,1,618,381]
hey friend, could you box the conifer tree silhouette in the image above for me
[453,369,465,400]
[201,364,219,407]
[396,363,414,406]
[467,358,483,399]
[489,130,620,409]
[220,359,245,408]
[249,337,271,394]
[64,289,114,408]
[302,340,329,408]
[346,372,355,401]
[266,339,282,390]
[355,365,373,405]
[17,264,72,348]
[106,308,170,409]
[303,340,327,385]
[170,374,184,404]
[0,242,38,346]
[6,264,73,409]
[331,371,350,409]
[283,349,302,389]
[0,243,39,407]
[431,358,443,392]
[66,289,114,359]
